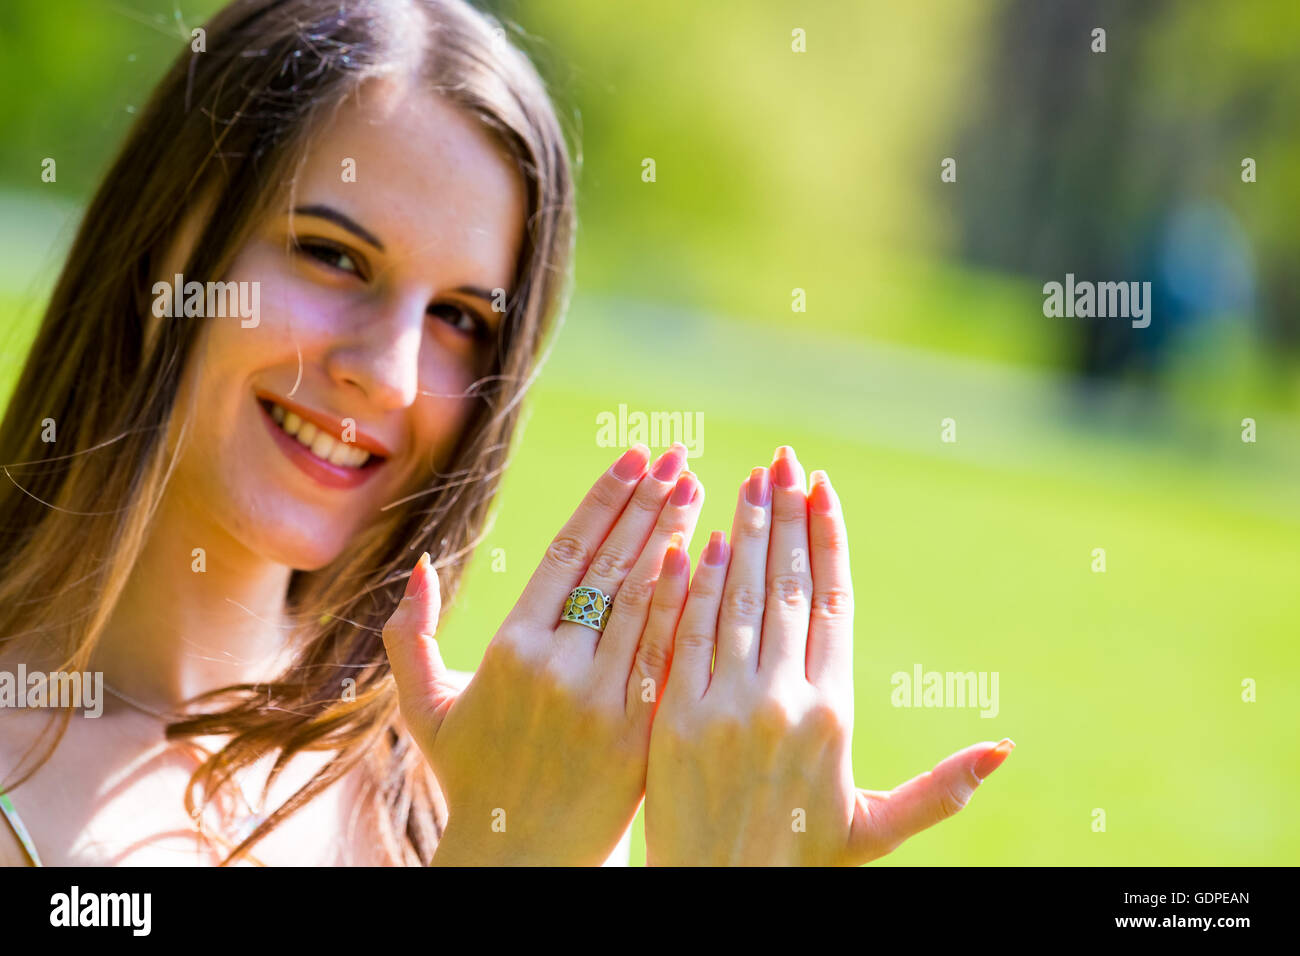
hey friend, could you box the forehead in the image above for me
[292,78,528,286]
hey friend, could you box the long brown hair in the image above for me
[0,0,575,864]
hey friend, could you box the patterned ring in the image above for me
[560,585,614,633]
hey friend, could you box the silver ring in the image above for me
[560,586,614,633]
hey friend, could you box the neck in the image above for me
[91,480,296,712]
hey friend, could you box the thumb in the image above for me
[847,738,1015,864]
[381,552,458,738]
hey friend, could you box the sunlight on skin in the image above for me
[0,77,529,866]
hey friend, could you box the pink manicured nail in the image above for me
[771,447,797,488]
[973,738,1015,780]
[663,532,688,575]
[612,444,650,481]
[651,443,687,481]
[405,552,431,599]
[809,470,834,515]
[702,530,727,566]
[669,472,696,506]
[746,467,770,506]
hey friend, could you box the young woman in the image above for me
[0,0,1012,866]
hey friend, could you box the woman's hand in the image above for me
[645,445,1014,866]
[382,442,703,865]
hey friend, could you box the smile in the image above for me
[254,391,388,490]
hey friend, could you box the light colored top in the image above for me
[0,791,42,866]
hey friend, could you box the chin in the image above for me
[225,495,359,572]
[259,530,350,572]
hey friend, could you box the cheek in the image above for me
[403,356,482,477]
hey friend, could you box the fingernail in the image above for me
[652,442,687,481]
[771,447,797,488]
[669,471,696,506]
[746,466,771,506]
[405,552,431,599]
[973,738,1015,780]
[808,470,834,515]
[664,532,688,574]
[702,530,727,566]
[612,444,650,481]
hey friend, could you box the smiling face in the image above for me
[160,77,528,570]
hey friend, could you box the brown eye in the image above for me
[294,239,365,279]
[428,303,490,340]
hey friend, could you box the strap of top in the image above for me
[0,790,43,867]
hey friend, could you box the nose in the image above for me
[324,289,425,410]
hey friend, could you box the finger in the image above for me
[759,446,812,680]
[625,531,691,727]
[554,443,689,655]
[381,553,457,739]
[597,468,703,680]
[805,469,854,697]
[509,444,650,632]
[663,530,729,705]
[847,739,1015,864]
[712,467,771,681]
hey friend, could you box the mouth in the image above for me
[255,392,387,490]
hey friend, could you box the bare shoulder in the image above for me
[0,711,45,867]
[0,821,31,867]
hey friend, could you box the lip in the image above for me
[256,393,386,491]
[253,388,394,458]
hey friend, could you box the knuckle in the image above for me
[771,505,807,529]
[481,633,531,678]
[648,580,682,616]
[627,486,667,517]
[936,780,974,820]
[588,476,625,514]
[674,627,715,656]
[687,572,723,603]
[634,635,672,675]
[588,547,635,581]
[814,520,850,553]
[767,573,809,613]
[752,696,795,736]
[810,585,854,621]
[723,583,765,619]
[802,700,845,741]
[537,655,581,699]
[733,511,768,541]
[652,713,691,753]
[545,534,589,574]
[616,572,657,611]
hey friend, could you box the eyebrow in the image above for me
[291,203,506,306]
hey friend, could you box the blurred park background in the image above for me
[1,0,1296,865]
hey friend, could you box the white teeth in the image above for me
[310,431,336,460]
[264,399,375,469]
